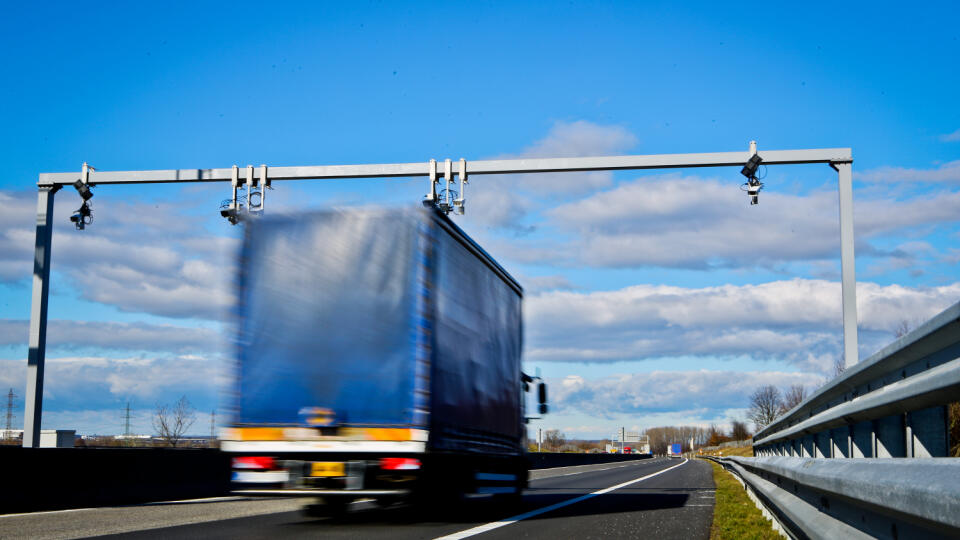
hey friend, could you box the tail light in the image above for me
[233,456,276,470]
[380,457,421,470]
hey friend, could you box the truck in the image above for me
[220,206,547,514]
[668,443,683,458]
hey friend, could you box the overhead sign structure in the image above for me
[23,144,856,447]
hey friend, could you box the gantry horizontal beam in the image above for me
[38,148,852,186]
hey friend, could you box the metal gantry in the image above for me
[23,144,856,447]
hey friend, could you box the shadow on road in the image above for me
[287,490,692,528]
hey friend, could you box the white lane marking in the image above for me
[434,459,688,540]
[141,496,247,506]
[539,460,656,479]
[0,508,90,519]
[531,459,657,474]
[0,496,249,518]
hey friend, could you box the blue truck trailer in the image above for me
[220,207,546,513]
[668,443,683,458]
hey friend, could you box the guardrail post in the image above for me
[799,435,809,457]
[830,427,849,458]
[875,415,906,457]
[906,414,914,458]
[815,431,831,457]
[851,421,872,457]
[846,425,854,458]
[907,406,948,457]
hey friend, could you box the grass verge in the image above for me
[701,445,753,458]
[707,460,781,540]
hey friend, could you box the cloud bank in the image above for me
[526,279,960,372]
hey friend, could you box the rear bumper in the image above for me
[226,450,527,498]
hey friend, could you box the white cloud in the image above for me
[0,319,222,353]
[516,274,579,294]
[463,120,638,230]
[0,354,225,411]
[0,188,239,320]
[940,129,960,142]
[482,175,960,270]
[526,279,960,370]
[857,160,960,184]
[548,370,825,419]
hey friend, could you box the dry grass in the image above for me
[700,445,754,458]
[707,460,780,539]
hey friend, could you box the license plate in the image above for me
[310,462,345,477]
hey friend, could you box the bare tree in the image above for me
[894,319,913,339]
[730,419,751,441]
[706,424,730,446]
[748,385,783,431]
[781,384,807,413]
[543,429,567,452]
[153,396,196,447]
[833,356,846,378]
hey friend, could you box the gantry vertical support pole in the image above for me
[23,185,59,448]
[835,162,859,368]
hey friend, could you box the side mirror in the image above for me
[538,382,547,405]
[539,403,548,415]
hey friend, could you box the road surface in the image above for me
[1,457,714,539]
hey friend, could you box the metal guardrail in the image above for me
[704,300,960,537]
[753,300,960,458]
[705,455,960,539]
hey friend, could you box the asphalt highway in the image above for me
[0,457,714,539]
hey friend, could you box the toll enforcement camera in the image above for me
[69,175,95,230]
[69,202,92,230]
[740,153,764,205]
[220,200,241,225]
[744,177,763,205]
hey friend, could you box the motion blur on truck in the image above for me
[220,206,547,515]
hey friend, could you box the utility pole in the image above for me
[5,388,16,441]
[123,402,132,437]
[210,409,216,445]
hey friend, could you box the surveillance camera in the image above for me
[221,208,240,225]
[741,154,762,179]
[73,180,94,201]
[69,202,92,230]
[746,178,763,205]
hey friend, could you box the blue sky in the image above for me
[1,1,959,437]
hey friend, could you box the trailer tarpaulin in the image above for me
[233,207,523,453]
[235,209,423,426]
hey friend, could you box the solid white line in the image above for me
[141,496,246,506]
[0,496,248,518]
[537,460,658,479]
[530,458,657,473]
[0,508,90,519]
[434,459,688,540]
